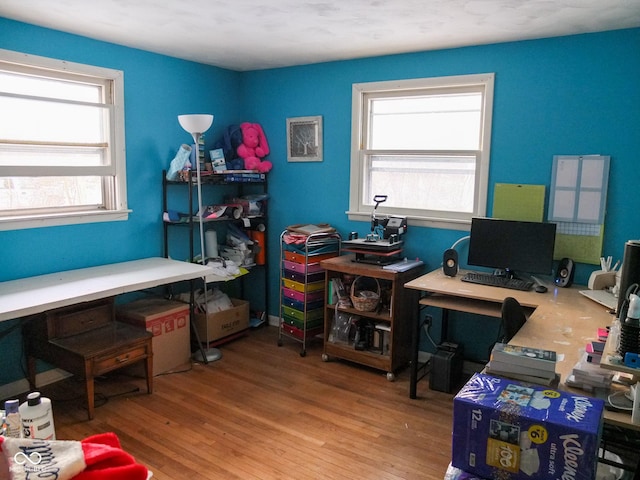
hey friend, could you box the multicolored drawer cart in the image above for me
[278,230,341,356]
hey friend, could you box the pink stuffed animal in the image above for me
[237,122,272,173]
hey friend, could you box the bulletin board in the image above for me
[548,155,610,265]
[549,155,610,224]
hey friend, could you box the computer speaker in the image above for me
[443,249,458,277]
[554,257,575,287]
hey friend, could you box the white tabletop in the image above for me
[0,257,212,322]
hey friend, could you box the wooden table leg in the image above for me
[26,355,37,391]
[145,347,153,394]
[84,362,95,420]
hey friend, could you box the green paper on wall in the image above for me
[493,184,545,222]
[553,224,604,265]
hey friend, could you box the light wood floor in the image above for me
[39,326,459,479]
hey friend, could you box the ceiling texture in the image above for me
[1,0,640,71]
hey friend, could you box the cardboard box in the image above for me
[193,298,249,343]
[452,373,604,480]
[116,298,190,375]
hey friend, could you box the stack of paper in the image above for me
[566,351,614,391]
[382,258,424,272]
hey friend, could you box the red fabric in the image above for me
[73,433,148,480]
[283,232,308,244]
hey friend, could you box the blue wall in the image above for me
[240,29,640,360]
[243,29,640,281]
[1,17,639,382]
[0,18,243,385]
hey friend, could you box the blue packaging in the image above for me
[452,373,604,480]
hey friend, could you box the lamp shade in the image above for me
[178,114,214,135]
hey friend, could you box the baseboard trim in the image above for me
[268,314,279,327]
[0,369,72,400]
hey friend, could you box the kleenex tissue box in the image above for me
[452,373,604,480]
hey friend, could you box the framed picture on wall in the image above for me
[286,116,323,162]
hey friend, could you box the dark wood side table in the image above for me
[23,297,153,420]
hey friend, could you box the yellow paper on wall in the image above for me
[493,184,545,222]
[553,224,604,265]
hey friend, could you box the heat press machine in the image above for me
[342,195,408,264]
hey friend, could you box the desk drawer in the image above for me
[47,298,114,338]
[92,343,149,375]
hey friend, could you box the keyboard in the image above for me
[461,272,533,291]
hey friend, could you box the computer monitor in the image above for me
[467,217,557,276]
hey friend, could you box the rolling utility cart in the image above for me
[320,255,423,380]
[278,230,341,356]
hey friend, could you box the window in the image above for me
[348,73,494,230]
[0,49,128,231]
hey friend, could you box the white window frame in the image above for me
[348,73,494,231]
[0,49,129,231]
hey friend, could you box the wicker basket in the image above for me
[350,276,380,312]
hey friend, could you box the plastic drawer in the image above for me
[282,287,325,303]
[284,250,338,265]
[280,322,323,340]
[282,315,324,330]
[283,259,325,274]
[282,269,325,284]
[282,305,324,322]
[282,297,324,311]
[282,278,324,293]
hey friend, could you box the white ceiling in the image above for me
[1,0,640,71]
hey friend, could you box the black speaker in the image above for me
[443,248,458,277]
[554,257,575,287]
[617,240,640,316]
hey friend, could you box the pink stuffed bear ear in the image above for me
[252,123,269,156]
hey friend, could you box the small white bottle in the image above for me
[632,382,640,425]
[19,392,56,440]
[610,317,621,354]
[4,399,22,438]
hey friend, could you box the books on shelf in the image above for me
[487,343,559,386]
[486,359,557,380]
[490,343,557,372]
[485,367,561,387]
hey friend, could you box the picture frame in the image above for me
[286,116,323,162]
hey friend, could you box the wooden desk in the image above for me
[404,268,638,431]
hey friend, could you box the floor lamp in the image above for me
[178,114,222,363]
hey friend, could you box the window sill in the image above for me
[0,209,131,231]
